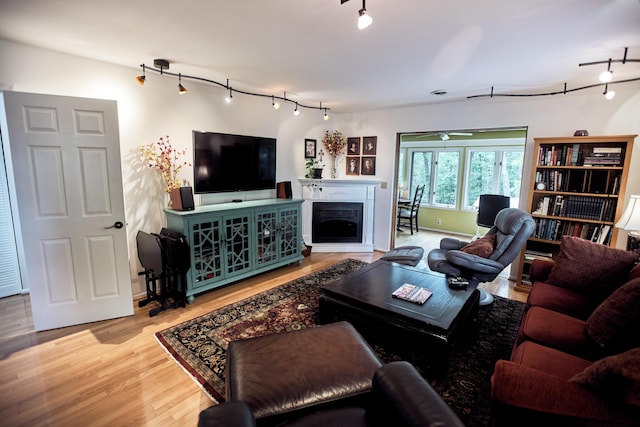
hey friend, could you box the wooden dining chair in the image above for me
[397,185,425,234]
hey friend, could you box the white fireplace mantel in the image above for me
[298,179,380,252]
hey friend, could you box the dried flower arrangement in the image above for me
[322,130,347,178]
[139,135,191,193]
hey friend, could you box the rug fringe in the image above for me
[154,332,220,404]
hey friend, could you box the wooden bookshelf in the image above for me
[515,134,636,292]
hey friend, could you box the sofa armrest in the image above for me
[491,360,638,426]
[372,361,464,427]
[198,401,256,427]
[529,259,555,283]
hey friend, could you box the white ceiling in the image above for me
[1,0,639,113]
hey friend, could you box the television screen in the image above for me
[193,130,276,194]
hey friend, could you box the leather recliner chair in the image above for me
[427,208,535,305]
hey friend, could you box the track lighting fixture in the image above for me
[154,59,170,74]
[178,73,187,94]
[341,0,372,30]
[224,79,233,103]
[358,3,373,29]
[469,47,639,101]
[603,84,615,100]
[320,103,330,121]
[135,64,146,85]
[135,60,330,118]
[599,59,613,83]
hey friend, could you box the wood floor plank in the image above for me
[0,247,527,426]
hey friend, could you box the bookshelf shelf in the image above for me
[516,134,636,292]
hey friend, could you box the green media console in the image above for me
[165,198,303,303]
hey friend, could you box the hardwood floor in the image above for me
[0,248,527,426]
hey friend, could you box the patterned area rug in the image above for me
[156,258,525,426]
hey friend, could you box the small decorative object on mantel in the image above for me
[323,130,347,178]
[305,158,324,179]
[574,130,589,136]
[140,135,191,206]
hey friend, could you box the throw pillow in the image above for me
[546,236,638,298]
[586,277,640,352]
[460,234,495,258]
[570,348,640,407]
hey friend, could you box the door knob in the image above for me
[105,221,124,229]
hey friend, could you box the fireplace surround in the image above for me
[312,202,363,243]
[299,179,379,252]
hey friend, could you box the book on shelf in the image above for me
[525,249,553,257]
[592,147,622,154]
[392,283,433,305]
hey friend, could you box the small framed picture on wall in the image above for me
[304,139,317,159]
[347,137,361,155]
[363,136,377,155]
[346,156,360,175]
[361,156,376,175]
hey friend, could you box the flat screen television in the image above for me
[193,130,276,194]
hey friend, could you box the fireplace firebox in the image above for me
[312,202,363,243]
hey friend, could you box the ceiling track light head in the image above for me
[603,83,615,100]
[341,0,372,29]
[135,64,146,85]
[177,73,187,94]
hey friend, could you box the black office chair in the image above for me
[397,185,425,235]
[427,208,534,305]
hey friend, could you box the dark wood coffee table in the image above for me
[319,259,480,365]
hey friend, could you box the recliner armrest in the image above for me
[371,361,464,427]
[440,238,468,250]
[446,250,504,274]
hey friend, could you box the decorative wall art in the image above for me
[361,156,376,175]
[347,137,361,155]
[346,156,360,175]
[362,136,377,155]
[304,138,317,159]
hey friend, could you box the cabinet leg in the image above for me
[186,295,195,304]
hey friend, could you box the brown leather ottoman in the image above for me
[225,321,382,425]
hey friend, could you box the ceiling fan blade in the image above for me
[448,132,473,136]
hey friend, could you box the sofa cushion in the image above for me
[511,341,593,380]
[526,282,598,320]
[570,348,640,407]
[460,234,495,258]
[517,306,596,359]
[546,236,638,298]
[586,278,640,353]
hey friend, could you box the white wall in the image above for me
[2,39,639,295]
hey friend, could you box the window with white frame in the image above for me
[463,148,524,210]
[408,148,462,208]
[399,130,526,212]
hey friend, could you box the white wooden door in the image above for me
[0,128,23,298]
[0,91,133,331]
